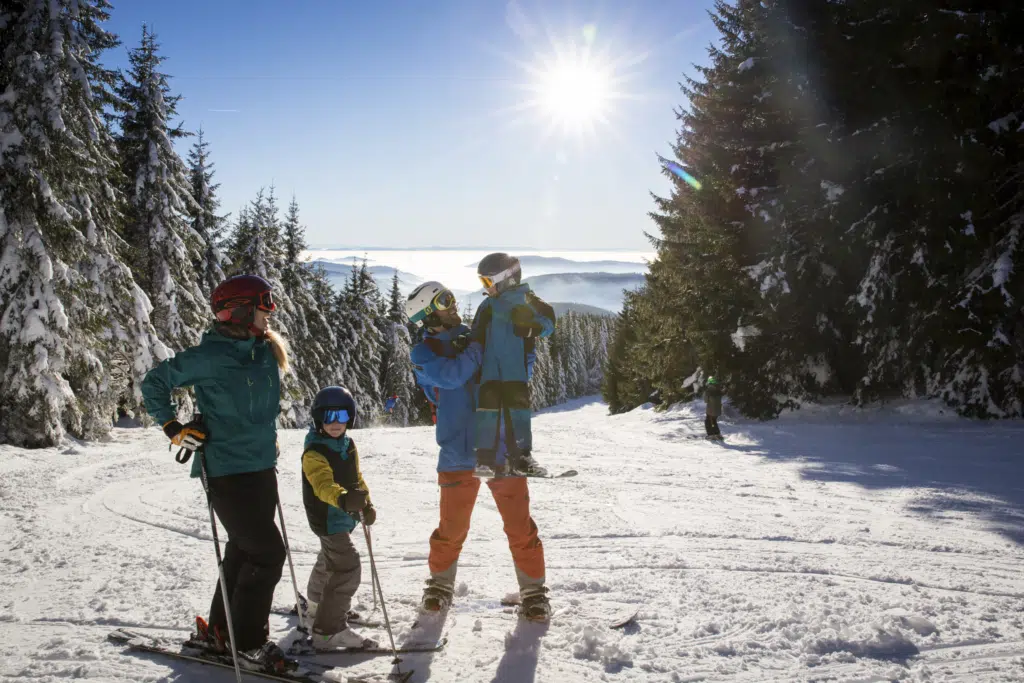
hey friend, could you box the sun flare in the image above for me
[535,57,612,134]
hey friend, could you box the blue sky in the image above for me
[102,0,717,250]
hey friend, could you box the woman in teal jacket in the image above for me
[141,274,291,671]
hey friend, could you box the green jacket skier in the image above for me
[704,376,723,439]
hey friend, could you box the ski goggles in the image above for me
[323,408,350,425]
[478,265,519,290]
[409,289,457,326]
[256,290,276,312]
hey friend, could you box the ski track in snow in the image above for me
[3,397,1024,682]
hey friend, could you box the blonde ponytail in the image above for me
[265,329,290,374]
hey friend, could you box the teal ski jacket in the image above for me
[141,328,281,478]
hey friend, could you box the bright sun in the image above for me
[535,58,612,134]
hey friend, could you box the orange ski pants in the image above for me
[428,470,545,580]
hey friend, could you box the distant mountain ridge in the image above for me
[467,254,646,273]
[306,258,645,314]
[550,302,617,318]
[523,272,645,313]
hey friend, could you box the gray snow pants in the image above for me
[307,531,361,634]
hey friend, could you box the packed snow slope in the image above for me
[3,398,1024,682]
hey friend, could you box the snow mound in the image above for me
[571,624,633,673]
[804,624,920,661]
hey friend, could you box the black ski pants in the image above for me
[206,468,286,651]
[704,415,721,437]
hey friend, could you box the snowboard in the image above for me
[108,628,412,683]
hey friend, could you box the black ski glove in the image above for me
[452,333,472,353]
[337,488,368,513]
[510,304,535,326]
[513,323,543,338]
[163,419,207,450]
[360,504,377,526]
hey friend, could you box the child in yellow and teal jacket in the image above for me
[300,386,377,651]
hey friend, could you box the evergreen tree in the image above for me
[529,311,617,410]
[0,0,170,446]
[276,197,345,424]
[378,271,415,426]
[186,128,226,299]
[224,187,307,424]
[347,260,384,424]
[604,1,1024,419]
[116,24,205,351]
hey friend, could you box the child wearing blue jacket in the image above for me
[472,253,556,477]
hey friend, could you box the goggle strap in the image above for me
[480,265,518,288]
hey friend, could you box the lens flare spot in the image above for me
[664,160,702,190]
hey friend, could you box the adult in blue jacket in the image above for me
[406,281,550,622]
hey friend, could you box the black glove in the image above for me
[360,504,376,526]
[452,333,472,353]
[163,419,207,450]
[510,304,535,326]
[513,323,543,338]
[338,488,368,513]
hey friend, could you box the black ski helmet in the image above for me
[477,252,521,294]
[312,385,357,433]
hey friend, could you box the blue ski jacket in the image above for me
[411,324,483,472]
[472,284,555,460]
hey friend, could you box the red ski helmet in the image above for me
[210,275,276,333]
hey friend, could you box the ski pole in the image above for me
[362,523,402,672]
[197,447,243,683]
[275,494,307,635]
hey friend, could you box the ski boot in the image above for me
[473,450,502,479]
[311,626,378,651]
[238,641,296,673]
[187,616,228,654]
[509,450,548,477]
[420,578,454,613]
[519,586,551,623]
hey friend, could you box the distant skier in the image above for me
[406,281,551,622]
[705,376,723,440]
[141,274,292,672]
[299,386,377,651]
[473,252,556,477]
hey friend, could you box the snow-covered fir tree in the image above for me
[115,25,205,352]
[276,196,346,424]
[0,0,170,446]
[335,260,384,425]
[186,128,226,299]
[377,271,415,426]
[223,187,306,424]
[603,1,1024,419]
[529,311,616,410]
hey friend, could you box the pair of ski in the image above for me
[108,621,444,683]
[107,629,416,683]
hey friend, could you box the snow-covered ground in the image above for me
[3,398,1024,682]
